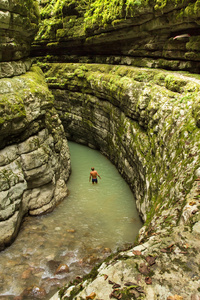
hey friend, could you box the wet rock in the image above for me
[54,264,69,275]
[102,247,112,253]
[32,267,45,277]
[21,285,46,299]
[55,227,61,231]
[40,277,62,294]
[67,229,76,233]
[21,267,34,279]
[82,254,99,265]
[45,254,56,261]
[47,260,62,273]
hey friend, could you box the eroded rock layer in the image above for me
[0,0,39,77]
[0,0,71,251]
[0,66,70,250]
[41,62,200,299]
[32,0,200,72]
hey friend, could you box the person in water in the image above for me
[89,167,101,184]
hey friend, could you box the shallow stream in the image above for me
[0,142,142,299]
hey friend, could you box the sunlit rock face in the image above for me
[32,0,200,73]
[42,62,200,225]
[0,0,71,250]
[42,62,200,300]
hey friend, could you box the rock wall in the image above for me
[0,65,71,250]
[32,0,200,73]
[0,0,38,62]
[40,62,200,299]
[0,0,39,77]
[43,63,200,222]
[0,0,71,250]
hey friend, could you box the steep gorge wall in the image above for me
[33,0,200,73]
[0,0,71,250]
[42,62,200,228]
[0,0,38,76]
[43,63,200,299]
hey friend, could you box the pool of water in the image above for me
[0,142,142,300]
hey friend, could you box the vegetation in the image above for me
[35,0,200,41]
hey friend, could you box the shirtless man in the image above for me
[89,167,101,184]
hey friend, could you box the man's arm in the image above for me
[89,172,91,181]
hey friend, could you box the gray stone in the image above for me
[193,221,200,235]
[0,66,71,249]
[0,11,10,29]
[0,0,9,10]
[21,148,49,171]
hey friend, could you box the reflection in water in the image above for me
[0,142,142,299]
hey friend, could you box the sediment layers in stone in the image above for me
[42,62,200,299]
[32,0,200,72]
[0,0,39,62]
[43,62,200,223]
[0,66,71,250]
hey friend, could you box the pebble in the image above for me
[54,264,69,275]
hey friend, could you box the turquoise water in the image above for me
[65,142,142,249]
[0,142,142,299]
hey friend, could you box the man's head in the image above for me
[91,167,94,171]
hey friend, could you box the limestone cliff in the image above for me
[0,0,39,77]
[0,0,71,250]
[32,0,200,72]
[40,62,200,299]
[0,65,70,250]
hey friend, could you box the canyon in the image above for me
[1,0,200,299]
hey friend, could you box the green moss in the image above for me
[0,94,26,126]
[84,0,194,30]
[165,75,187,93]
[186,36,200,52]
[109,285,145,300]
[41,62,200,234]
[35,0,200,43]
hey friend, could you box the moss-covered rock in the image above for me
[0,0,39,62]
[32,0,200,73]
[0,65,71,250]
[41,62,200,227]
[44,62,200,300]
